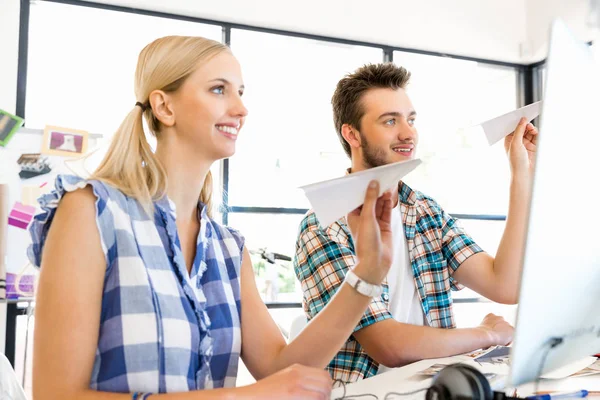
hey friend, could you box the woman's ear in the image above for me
[341,124,361,149]
[149,90,176,128]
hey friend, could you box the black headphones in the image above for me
[425,364,520,400]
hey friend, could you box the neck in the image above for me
[350,155,400,208]
[155,142,213,222]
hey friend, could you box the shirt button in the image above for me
[382,294,389,301]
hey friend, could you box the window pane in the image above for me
[25,2,221,135]
[451,218,505,301]
[457,218,505,257]
[394,51,518,215]
[228,30,383,208]
[227,212,305,303]
[453,302,518,328]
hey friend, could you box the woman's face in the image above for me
[164,51,248,161]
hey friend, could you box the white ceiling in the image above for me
[81,0,595,64]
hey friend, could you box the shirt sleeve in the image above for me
[27,175,117,277]
[439,208,484,288]
[294,221,392,335]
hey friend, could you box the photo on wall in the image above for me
[0,109,25,147]
[17,153,52,179]
[41,125,89,157]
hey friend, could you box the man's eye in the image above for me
[385,119,396,126]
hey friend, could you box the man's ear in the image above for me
[149,90,176,128]
[341,124,361,149]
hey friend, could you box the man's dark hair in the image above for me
[332,63,411,158]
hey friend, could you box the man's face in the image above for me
[354,88,418,169]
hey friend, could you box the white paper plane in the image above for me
[299,159,422,227]
[481,101,542,146]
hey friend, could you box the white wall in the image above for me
[87,0,529,63]
[524,0,596,62]
[85,0,597,63]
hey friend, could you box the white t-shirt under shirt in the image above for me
[377,203,426,374]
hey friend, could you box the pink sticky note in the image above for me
[8,202,35,230]
[13,202,36,214]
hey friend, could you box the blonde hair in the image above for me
[92,36,229,217]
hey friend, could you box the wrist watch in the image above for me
[344,270,383,298]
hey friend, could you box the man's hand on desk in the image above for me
[353,314,515,368]
[477,313,514,347]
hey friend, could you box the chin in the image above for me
[217,147,236,160]
[392,153,414,162]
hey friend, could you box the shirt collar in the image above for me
[155,195,208,222]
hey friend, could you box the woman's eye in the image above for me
[211,86,225,95]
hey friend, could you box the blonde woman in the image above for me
[29,36,393,399]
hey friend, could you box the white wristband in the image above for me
[344,270,383,298]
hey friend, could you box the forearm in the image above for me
[269,265,373,372]
[385,324,493,367]
[493,175,531,302]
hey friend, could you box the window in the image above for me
[24,1,224,205]
[393,51,518,216]
[228,29,383,209]
[226,30,385,304]
[458,218,505,256]
[25,1,221,136]
[228,213,305,303]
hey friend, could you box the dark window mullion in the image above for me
[16,0,31,120]
[220,25,232,225]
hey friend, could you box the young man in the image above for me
[293,63,538,383]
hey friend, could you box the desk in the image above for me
[331,355,600,399]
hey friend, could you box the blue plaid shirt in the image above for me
[28,175,244,392]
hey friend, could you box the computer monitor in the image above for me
[508,19,600,386]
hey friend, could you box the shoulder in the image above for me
[298,210,346,237]
[297,210,351,250]
[414,189,447,218]
[208,217,245,253]
[298,210,322,235]
[45,175,129,213]
[27,175,125,268]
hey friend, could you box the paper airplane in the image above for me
[299,159,422,227]
[481,101,542,146]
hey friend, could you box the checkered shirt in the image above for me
[294,180,483,383]
[28,175,244,392]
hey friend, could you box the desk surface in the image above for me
[331,355,600,399]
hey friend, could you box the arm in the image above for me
[241,182,394,379]
[240,247,373,378]
[33,188,233,399]
[34,188,332,400]
[353,314,513,368]
[453,119,537,304]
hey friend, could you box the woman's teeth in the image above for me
[216,125,238,135]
